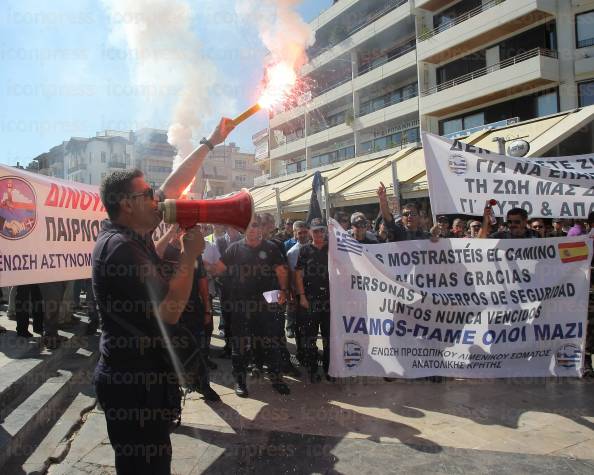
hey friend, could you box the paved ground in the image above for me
[47,338,594,474]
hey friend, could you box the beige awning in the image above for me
[527,105,594,156]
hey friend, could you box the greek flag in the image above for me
[336,234,363,256]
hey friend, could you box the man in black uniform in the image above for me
[93,170,205,474]
[213,214,291,397]
[295,218,331,382]
[161,231,220,402]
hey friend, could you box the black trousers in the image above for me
[298,298,330,374]
[15,284,43,334]
[230,299,284,382]
[95,375,173,475]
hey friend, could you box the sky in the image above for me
[0,0,328,167]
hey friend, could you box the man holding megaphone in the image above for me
[92,118,236,474]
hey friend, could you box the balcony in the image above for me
[358,39,416,76]
[303,0,410,75]
[357,90,418,118]
[356,96,419,130]
[420,48,559,116]
[417,0,556,63]
[414,0,453,11]
[108,161,126,169]
[308,0,409,60]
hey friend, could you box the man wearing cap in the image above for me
[212,214,291,397]
[350,212,379,244]
[295,218,332,382]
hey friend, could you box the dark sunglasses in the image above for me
[129,188,154,200]
[402,212,418,217]
[532,225,543,229]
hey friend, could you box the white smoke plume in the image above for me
[236,0,314,80]
[101,0,227,169]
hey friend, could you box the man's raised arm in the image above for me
[159,118,235,199]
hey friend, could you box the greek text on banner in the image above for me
[422,132,594,219]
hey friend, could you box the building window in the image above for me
[235,175,247,184]
[235,159,246,169]
[576,11,594,48]
[578,80,594,107]
[101,152,106,163]
[442,112,485,136]
[537,91,558,117]
[286,159,306,175]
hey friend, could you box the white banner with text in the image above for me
[422,132,594,219]
[328,220,592,378]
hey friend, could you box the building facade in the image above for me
[33,129,176,188]
[201,142,260,198]
[264,0,594,183]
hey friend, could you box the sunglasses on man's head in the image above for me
[471,225,481,229]
[129,188,154,200]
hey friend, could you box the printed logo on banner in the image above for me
[0,176,37,240]
[448,153,467,175]
[558,242,589,263]
[555,344,582,369]
[343,341,363,369]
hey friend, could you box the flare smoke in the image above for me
[236,0,314,93]
[101,0,228,171]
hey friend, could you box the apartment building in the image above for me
[252,0,594,215]
[415,0,592,138]
[33,129,176,188]
[201,142,260,198]
[268,0,419,179]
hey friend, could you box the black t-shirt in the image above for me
[296,243,329,299]
[162,244,207,329]
[221,238,284,300]
[384,220,431,241]
[269,236,288,261]
[92,220,169,375]
[489,229,541,239]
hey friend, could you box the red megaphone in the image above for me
[158,188,254,231]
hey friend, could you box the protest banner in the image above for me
[422,132,594,219]
[328,219,592,378]
[0,164,107,286]
[0,165,172,286]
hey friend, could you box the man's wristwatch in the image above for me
[200,137,214,151]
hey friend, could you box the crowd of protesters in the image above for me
[1,166,593,474]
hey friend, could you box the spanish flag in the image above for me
[558,242,589,263]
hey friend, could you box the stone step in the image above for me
[3,392,96,475]
[0,319,94,420]
[0,370,73,469]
